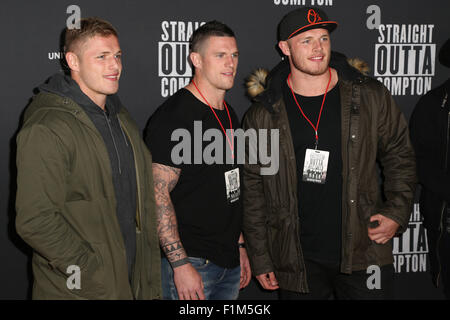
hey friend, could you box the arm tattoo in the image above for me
[152,163,187,264]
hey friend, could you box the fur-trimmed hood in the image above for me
[246,51,370,109]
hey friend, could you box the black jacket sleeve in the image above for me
[410,84,450,202]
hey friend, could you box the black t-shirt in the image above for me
[145,88,241,268]
[283,80,343,263]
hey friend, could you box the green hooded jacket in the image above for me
[16,90,161,300]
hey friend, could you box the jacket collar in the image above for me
[256,51,366,113]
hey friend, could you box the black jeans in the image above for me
[279,259,394,300]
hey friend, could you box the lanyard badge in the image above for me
[302,149,329,184]
[225,168,240,203]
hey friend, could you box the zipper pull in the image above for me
[442,93,448,108]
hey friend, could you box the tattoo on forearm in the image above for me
[162,241,186,261]
[152,163,187,263]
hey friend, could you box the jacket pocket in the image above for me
[69,242,107,299]
[266,208,296,273]
[355,192,378,257]
[41,242,107,299]
[188,257,210,270]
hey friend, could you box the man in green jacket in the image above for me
[15,17,161,299]
[242,7,416,299]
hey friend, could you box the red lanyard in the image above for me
[191,80,234,158]
[287,67,332,149]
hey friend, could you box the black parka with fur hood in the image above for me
[242,52,416,293]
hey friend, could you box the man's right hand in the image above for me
[173,263,205,300]
[256,272,279,290]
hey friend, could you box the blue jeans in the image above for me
[161,256,241,300]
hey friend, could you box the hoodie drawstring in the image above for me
[118,118,129,147]
[103,110,122,175]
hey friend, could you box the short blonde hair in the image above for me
[64,17,118,53]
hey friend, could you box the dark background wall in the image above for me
[1,0,449,299]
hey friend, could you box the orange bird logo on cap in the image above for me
[307,9,322,24]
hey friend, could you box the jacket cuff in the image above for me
[379,211,410,234]
[248,252,274,276]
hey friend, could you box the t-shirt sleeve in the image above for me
[144,109,184,169]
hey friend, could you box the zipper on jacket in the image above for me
[441,93,448,109]
[119,122,129,147]
[118,118,142,233]
[103,111,122,175]
[342,85,358,273]
[278,101,308,292]
[344,133,352,270]
[436,201,446,287]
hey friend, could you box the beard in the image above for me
[290,52,330,76]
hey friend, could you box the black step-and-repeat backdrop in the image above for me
[1,0,449,299]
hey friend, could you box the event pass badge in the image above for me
[225,168,240,203]
[302,149,329,184]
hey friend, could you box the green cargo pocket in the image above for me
[69,243,107,299]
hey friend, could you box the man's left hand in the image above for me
[239,247,251,289]
[368,214,400,244]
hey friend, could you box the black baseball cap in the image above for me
[439,38,450,68]
[278,7,338,41]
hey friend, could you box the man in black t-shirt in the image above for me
[145,21,251,300]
